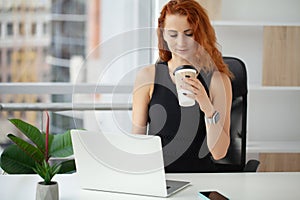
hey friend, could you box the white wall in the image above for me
[247,87,300,153]
[84,0,154,133]
[218,0,300,86]
[215,26,263,85]
[221,0,300,23]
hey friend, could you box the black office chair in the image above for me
[213,56,260,172]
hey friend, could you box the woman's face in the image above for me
[163,14,197,60]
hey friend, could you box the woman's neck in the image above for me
[167,57,192,72]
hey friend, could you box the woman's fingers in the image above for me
[181,77,205,96]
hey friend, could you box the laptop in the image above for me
[70,129,190,197]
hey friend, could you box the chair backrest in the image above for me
[213,56,248,172]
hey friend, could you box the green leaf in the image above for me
[58,159,76,174]
[51,163,62,177]
[49,130,73,157]
[33,160,62,184]
[9,119,45,151]
[7,134,44,163]
[0,145,36,174]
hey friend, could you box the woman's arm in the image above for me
[205,72,232,160]
[132,65,155,135]
[184,72,232,160]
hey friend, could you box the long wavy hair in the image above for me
[157,0,232,77]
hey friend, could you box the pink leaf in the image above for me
[45,111,49,162]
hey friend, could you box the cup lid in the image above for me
[173,65,198,75]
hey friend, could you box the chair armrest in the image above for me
[243,159,260,172]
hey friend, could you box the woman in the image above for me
[132,0,232,172]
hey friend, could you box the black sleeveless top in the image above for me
[148,61,217,172]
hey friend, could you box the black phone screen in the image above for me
[198,191,229,200]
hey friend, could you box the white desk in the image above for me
[1,172,300,200]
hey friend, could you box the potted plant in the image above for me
[0,112,76,200]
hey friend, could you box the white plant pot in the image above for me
[36,181,59,200]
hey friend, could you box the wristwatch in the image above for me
[205,111,220,124]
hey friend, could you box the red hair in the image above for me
[157,0,232,77]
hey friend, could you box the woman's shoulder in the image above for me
[134,64,155,86]
[141,64,155,73]
[210,71,232,91]
[208,71,232,105]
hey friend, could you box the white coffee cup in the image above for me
[173,65,198,107]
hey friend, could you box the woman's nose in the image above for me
[176,34,188,47]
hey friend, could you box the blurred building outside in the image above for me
[0,0,154,146]
[0,0,88,144]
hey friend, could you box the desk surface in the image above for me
[1,172,300,200]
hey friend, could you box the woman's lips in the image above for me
[176,49,188,53]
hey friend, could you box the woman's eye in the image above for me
[169,34,177,38]
[185,33,193,37]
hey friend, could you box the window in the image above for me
[43,22,48,35]
[19,22,25,36]
[6,49,13,66]
[7,23,13,36]
[31,23,37,35]
[0,50,2,66]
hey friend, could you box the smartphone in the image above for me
[198,191,229,200]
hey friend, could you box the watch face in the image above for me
[205,111,220,124]
[213,112,220,124]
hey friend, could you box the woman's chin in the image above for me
[173,52,193,61]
